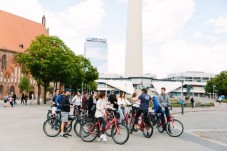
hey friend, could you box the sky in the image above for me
[0,0,227,78]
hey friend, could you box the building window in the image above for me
[10,86,15,93]
[0,85,4,94]
[2,54,7,68]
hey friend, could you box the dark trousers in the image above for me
[156,107,170,125]
[25,99,27,105]
[10,102,14,107]
[21,99,24,104]
[134,109,148,124]
[74,105,81,115]
[131,106,137,117]
[191,102,194,108]
[98,117,106,134]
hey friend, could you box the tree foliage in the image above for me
[205,71,227,96]
[18,76,31,92]
[16,35,99,104]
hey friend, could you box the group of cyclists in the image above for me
[49,87,172,141]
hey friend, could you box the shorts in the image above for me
[61,112,69,122]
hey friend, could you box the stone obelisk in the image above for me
[124,0,143,77]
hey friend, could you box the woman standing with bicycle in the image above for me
[95,92,115,142]
[117,92,131,124]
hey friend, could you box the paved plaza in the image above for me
[0,102,227,151]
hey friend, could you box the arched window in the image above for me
[2,54,7,68]
[0,85,4,94]
[10,86,15,93]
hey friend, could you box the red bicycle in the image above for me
[129,112,154,138]
[80,109,130,145]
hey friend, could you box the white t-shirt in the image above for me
[72,95,82,106]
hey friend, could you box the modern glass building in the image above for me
[84,38,108,73]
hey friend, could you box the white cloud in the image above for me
[193,32,218,43]
[143,0,195,42]
[0,0,106,54]
[152,40,227,78]
[208,16,227,33]
[0,0,45,22]
[108,41,125,74]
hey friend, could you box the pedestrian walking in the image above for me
[12,92,17,105]
[3,94,9,107]
[190,97,195,108]
[9,94,14,107]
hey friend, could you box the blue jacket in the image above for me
[55,94,62,110]
[153,96,160,113]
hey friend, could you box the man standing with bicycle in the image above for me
[157,87,171,132]
[60,89,73,138]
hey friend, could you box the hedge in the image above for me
[216,100,227,103]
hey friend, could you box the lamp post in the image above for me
[181,78,184,115]
[213,85,216,99]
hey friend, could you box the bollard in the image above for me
[181,103,184,115]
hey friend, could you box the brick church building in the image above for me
[0,10,48,98]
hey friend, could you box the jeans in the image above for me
[156,107,170,125]
[98,117,106,134]
[134,109,148,125]
[118,108,123,123]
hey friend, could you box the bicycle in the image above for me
[129,111,154,138]
[80,109,130,145]
[43,111,78,137]
[149,112,184,137]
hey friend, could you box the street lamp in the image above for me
[213,85,216,99]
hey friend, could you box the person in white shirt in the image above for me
[95,92,114,142]
[72,91,82,115]
[130,93,140,116]
[117,92,131,124]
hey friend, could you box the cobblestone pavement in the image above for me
[0,101,226,151]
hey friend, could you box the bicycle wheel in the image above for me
[166,119,184,137]
[65,123,72,133]
[74,120,82,137]
[80,122,97,142]
[142,122,153,138]
[105,118,113,137]
[43,118,61,137]
[111,123,130,145]
[47,111,51,120]
[128,117,135,134]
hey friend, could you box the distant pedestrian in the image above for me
[190,97,195,108]
[12,92,17,104]
[3,94,9,107]
[29,93,35,105]
[218,96,222,104]
[9,94,14,107]
[21,91,25,104]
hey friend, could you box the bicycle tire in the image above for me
[74,120,82,137]
[80,122,97,142]
[43,118,61,137]
[166,119,184,137]
[142,121,153,138]
[47,111,51,120]
[111,123,130,145]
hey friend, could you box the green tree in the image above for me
[205,71,227,96]
[18,76,31,92]
[16,35,75,104]
[66,55,99,92]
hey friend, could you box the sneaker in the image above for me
[97,137,101,142]
[64,133,72,137]
[100,134,107,142]
[60,134,68,138]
